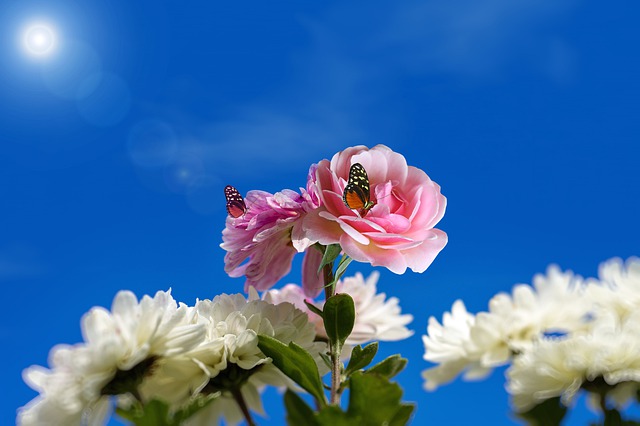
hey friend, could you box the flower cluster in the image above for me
[19,272,417,426]
[18,289,325,426]
[19,290,205,425]
[19,145,445,425]
[221,144,447,292]
[422,257,640,414]
[18,142,639,424]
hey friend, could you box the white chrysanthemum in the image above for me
[142,288,327,426]
[265,272,413,346]
[421,300,492,391]
[586,257,640,321]
[507,311,640,412]
[18,345,110,426]
[263,283,320,332]
[422,266,591,391]
[18,290,205,426]
[336,272,413,344]
[82,289,206,370]
[480,265,590,356]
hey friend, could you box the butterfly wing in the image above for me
[343,163,372,211]
[343,184,367,210]
[224,185,247,218]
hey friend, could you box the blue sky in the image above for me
[1,0,639,424]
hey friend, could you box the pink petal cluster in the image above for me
[304,145,447,274]
[221,183,318,292]
[222,146,447,291]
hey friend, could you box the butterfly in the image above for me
[224,185,246,218]
[343,163,375,216]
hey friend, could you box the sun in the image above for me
[22,23,57,56]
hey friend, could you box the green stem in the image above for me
[599,392,623,426]
[130,388,143,404]
[599,391,607,415]
[323,262,341,405]
[323,262,335,299]
[602,406,623,426]
[582,378,624,426]
[231,388,257,426]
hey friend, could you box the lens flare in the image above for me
[23,23,57,56]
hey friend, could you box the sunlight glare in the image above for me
[23,23,57,56]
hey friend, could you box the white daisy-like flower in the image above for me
[586,257,640,321]
[142,288,327,426]
[18,289,206,426]
[421,300,491,391]
[422,265,591,391]
[480,265,590,356]
[264,272,413,346]
[18,345,109,426]
[336,272,413,344]
[263,283,319,333]
[506,310,640,412]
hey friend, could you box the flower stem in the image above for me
[231,388,257,426]
[323,263,335,299]
[598,391,624,425]
[583,378,625,425]
[323,263,341,405]
[130,388,143,404]
[598,391,607,414]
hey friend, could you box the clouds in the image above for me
[182,107,361,173]
[0,244,43,281]
[126,18,369,207]
[381,0,577,74]
[311,0,579,79]
[125,0,580,212]
[126,104,362,214]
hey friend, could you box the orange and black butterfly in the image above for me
[343,163,375,216]
[224,185,246,218]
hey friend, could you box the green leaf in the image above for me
[173,393,218,424]
[367,354,407,379]
[389,404,415,426]
[316,405,356,426]
[516,397,567,426]
[115,406,138,423]
[284,390,320,426]
[311,372,414,426]
[346,372,409,425]
[115,399,138,420]
[258,335,327,407]
[304,300,324,318]
[116,399,170,426]
[323,293,356,349]
[345,342,378,376]
[116,395,218,426]
[317,244,342,274]
[319,351,332,371]
[334,255,353,282]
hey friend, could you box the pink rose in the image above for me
[303,145,447,274]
